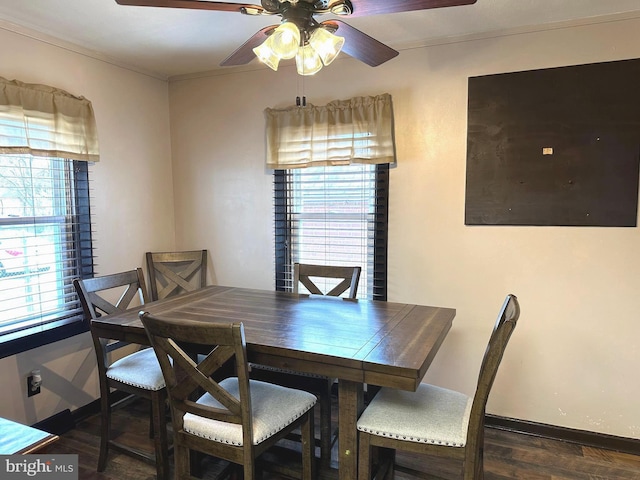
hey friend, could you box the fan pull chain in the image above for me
[296,96,307,107]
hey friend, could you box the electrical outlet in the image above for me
[27,371,41,397]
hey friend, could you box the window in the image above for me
[267,94,395,300]
[274,163,389,300]
[0,77,98,358]
[265,94,396,300]
[0,155,93,357]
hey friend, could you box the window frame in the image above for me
[274,163,389,301]
[0,158,94,359]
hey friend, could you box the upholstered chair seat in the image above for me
[184,378,317,446]
[356,294,520,480]
[106,348,166,391]
[140,312,317,480]
[357,384,472,447]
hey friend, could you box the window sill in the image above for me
[0,319,88,359]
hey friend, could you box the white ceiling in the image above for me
[1,0,640,79]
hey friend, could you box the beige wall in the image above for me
[169,18,640,440]
[1,15,639,441]
[0,25,175,424]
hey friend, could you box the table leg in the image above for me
[338,380,364,480]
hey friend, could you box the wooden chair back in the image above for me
[140,313,250,435]
[357,294,520,480]
[146,250,207,301]
[141,311,316,479]
[74,268,147,321]
[464,293,520,476]
[73,268,147,354]
[73,270,169,479]
[293,263,361,298]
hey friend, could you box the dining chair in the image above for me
[251,262,361,468]
[293,262,361,297]
[73,268,170,480]
[356,294,520,480]
[139,311,317,480]
[145,249,207,301]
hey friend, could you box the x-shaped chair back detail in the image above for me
[146,250,207,301]
[74,268,147,353]
[140,312,317,480]
[294,263,361,298]
[141,316,249,433]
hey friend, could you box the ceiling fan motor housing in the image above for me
[116,0,476,69]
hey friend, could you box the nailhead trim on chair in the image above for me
[356,383,472,447]
[106,348,166,391]
[184,378,317,446]
[356,426,467,447]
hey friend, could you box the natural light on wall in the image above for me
[253,21,345,75]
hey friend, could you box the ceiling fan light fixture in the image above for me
[330,2,352,15]
[270,22,301,60]
[118,0,475,73]
[240,6,263,15]
[308,27,344,66]
[252,39,280,71]
[296,44,323,76]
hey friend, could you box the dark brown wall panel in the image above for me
[465,59,640,226]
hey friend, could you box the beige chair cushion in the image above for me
[184,378,317,446]
[106,348,165,391]
[357,383,472,447]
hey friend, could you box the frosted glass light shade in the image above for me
[270,22,301,60]
[309,27,345,66]
[296,44,323,75]
[253,38,280,71]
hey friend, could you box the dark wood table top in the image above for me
[92,285,455,392]
[93,285,455,479]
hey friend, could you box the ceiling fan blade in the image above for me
[220,25,276,66]
[323,20,398,67]
[115,0,263,14]
[348,0,477,17]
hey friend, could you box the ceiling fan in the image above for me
[115,0,477,74]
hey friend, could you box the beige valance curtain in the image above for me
[0,77,99,162]
[265,93,396,169]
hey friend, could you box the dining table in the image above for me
[0,417,59,455]
[91,285,455,480]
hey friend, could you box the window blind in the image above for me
[275,163,388,300]
[0,77,97,357]
[0,155,93,346]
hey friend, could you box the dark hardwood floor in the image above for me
[41,397,640,479]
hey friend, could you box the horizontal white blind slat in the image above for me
[274,163,388,300]
[0,154,94,336]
